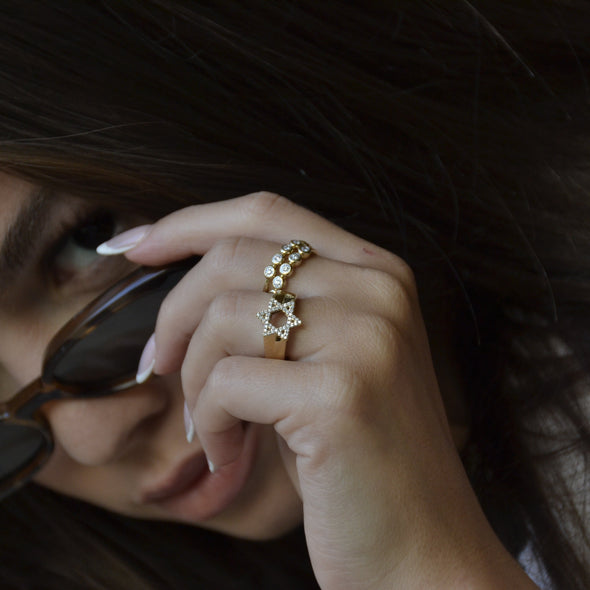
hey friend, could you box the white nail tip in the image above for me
[184,403,195,443]
[96,242,138,255]
[135,358,155,384]
[207,458,216,474]
[95,224,152,255]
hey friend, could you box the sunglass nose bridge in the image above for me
[9,378,72,420]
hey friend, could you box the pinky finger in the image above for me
[190,356,335,471]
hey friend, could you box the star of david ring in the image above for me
[256,240,313,359]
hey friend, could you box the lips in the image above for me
[140,452,209,503]
[137,424,258,523]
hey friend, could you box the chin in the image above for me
[198,443,304,540]
[199,492,304,541]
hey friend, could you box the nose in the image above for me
[0,305,169,467]
[42,381,170,465]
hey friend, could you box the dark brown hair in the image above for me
[1,1,589,588]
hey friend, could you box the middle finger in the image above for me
[153,237,400,374]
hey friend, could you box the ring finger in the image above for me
[153,237,407,374]
[180,289,350,403]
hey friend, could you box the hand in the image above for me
[119,193,537,589]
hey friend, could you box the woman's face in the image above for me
[0,173,302,539]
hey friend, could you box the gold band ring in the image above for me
[263,240,313,293]
[256,240,313,359]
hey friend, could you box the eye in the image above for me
[48,210,119,285]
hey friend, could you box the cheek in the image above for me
[42,382,170,465]
[0,287,111,391]
[0,304,175,466]
[33,375,184,514]
[33,443,131,512]
[0,303,83,389]
[0,315,49,386]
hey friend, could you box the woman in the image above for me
[0,1,588,588]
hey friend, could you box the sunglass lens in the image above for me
[0,422,45,480]
[49,270,185,390]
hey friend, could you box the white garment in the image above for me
[519,543,553,590]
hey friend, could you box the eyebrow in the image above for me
[0,187,55,289]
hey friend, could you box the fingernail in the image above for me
[184,402,195,443]
[136,334,156,384]
[207,458,216,474]
[96,224,152,255]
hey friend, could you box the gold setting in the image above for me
[263,240,313,294]
[256,240,313,359]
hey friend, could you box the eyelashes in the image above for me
[40,206,135,297]
[45,209,117,285]
[0,198,142,327]
[62,209,117,251]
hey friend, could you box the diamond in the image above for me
[264,265,275,278]
[257,293,302,341]
[300,243,311,253]
[272,276,284,289]
[272,253,283,265]
[279,263,292,275]
[288,252,301,263]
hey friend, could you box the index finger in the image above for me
[124,192,405,273]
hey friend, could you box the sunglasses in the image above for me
[0,259,196,501]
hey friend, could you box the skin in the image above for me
[0,174,302,540]
[0,174,538,588]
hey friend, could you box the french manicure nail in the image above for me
[207,458,216,474]
[184,402,195,443]
[96,224,152,255]
[136,334,156,384]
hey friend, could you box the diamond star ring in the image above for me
[256,240,313,359]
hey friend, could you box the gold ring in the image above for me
[263,240,313,293]
[256,240,313,359]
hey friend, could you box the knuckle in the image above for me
[316,330,404,421]
[372,318,406,361]
[312,362,385,438]
[180,363,196,399]
[180,354,199,399]
[359,267,416,317]
[374,247,415,280]
[240,191,292,221]
[316,362,362,414]
[206,291,242,326]
[394,258,418,292]
[205,236,251,271]
[370,251,418,294]
[325,362,358,393]
[183,355,234,402]
[156,292,178,328]
[390,279,415,317]
[355,313,404,352]
[344,313,406,376]
[205,355,239,393]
